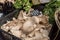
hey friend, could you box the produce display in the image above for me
[1,10,52,40]
[0,0,60,40]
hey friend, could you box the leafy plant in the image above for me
[14,0,22,9]
[43,0,60,24]
[14,0,32,11]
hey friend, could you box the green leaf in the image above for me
[43,0,60,24]
[14,0,22,9]
[14,0,33,12]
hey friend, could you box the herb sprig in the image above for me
[14,0,32,12]
[43,0,60,24]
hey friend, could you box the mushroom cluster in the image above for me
[1,10,52,40]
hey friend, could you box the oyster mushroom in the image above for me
[1,10,52,40]
[1,26,10,32]
[18,10,28,20]
[32,16,40,24]
[38,15,49,25]
[33,31,43,40]
[22,20,34,33]
[24,37,34,40]
[10,30,22,38]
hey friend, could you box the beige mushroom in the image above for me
[22,20,34,33]
[10,30,22,38]
[32,16,40,24]
[1,10,52,40]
